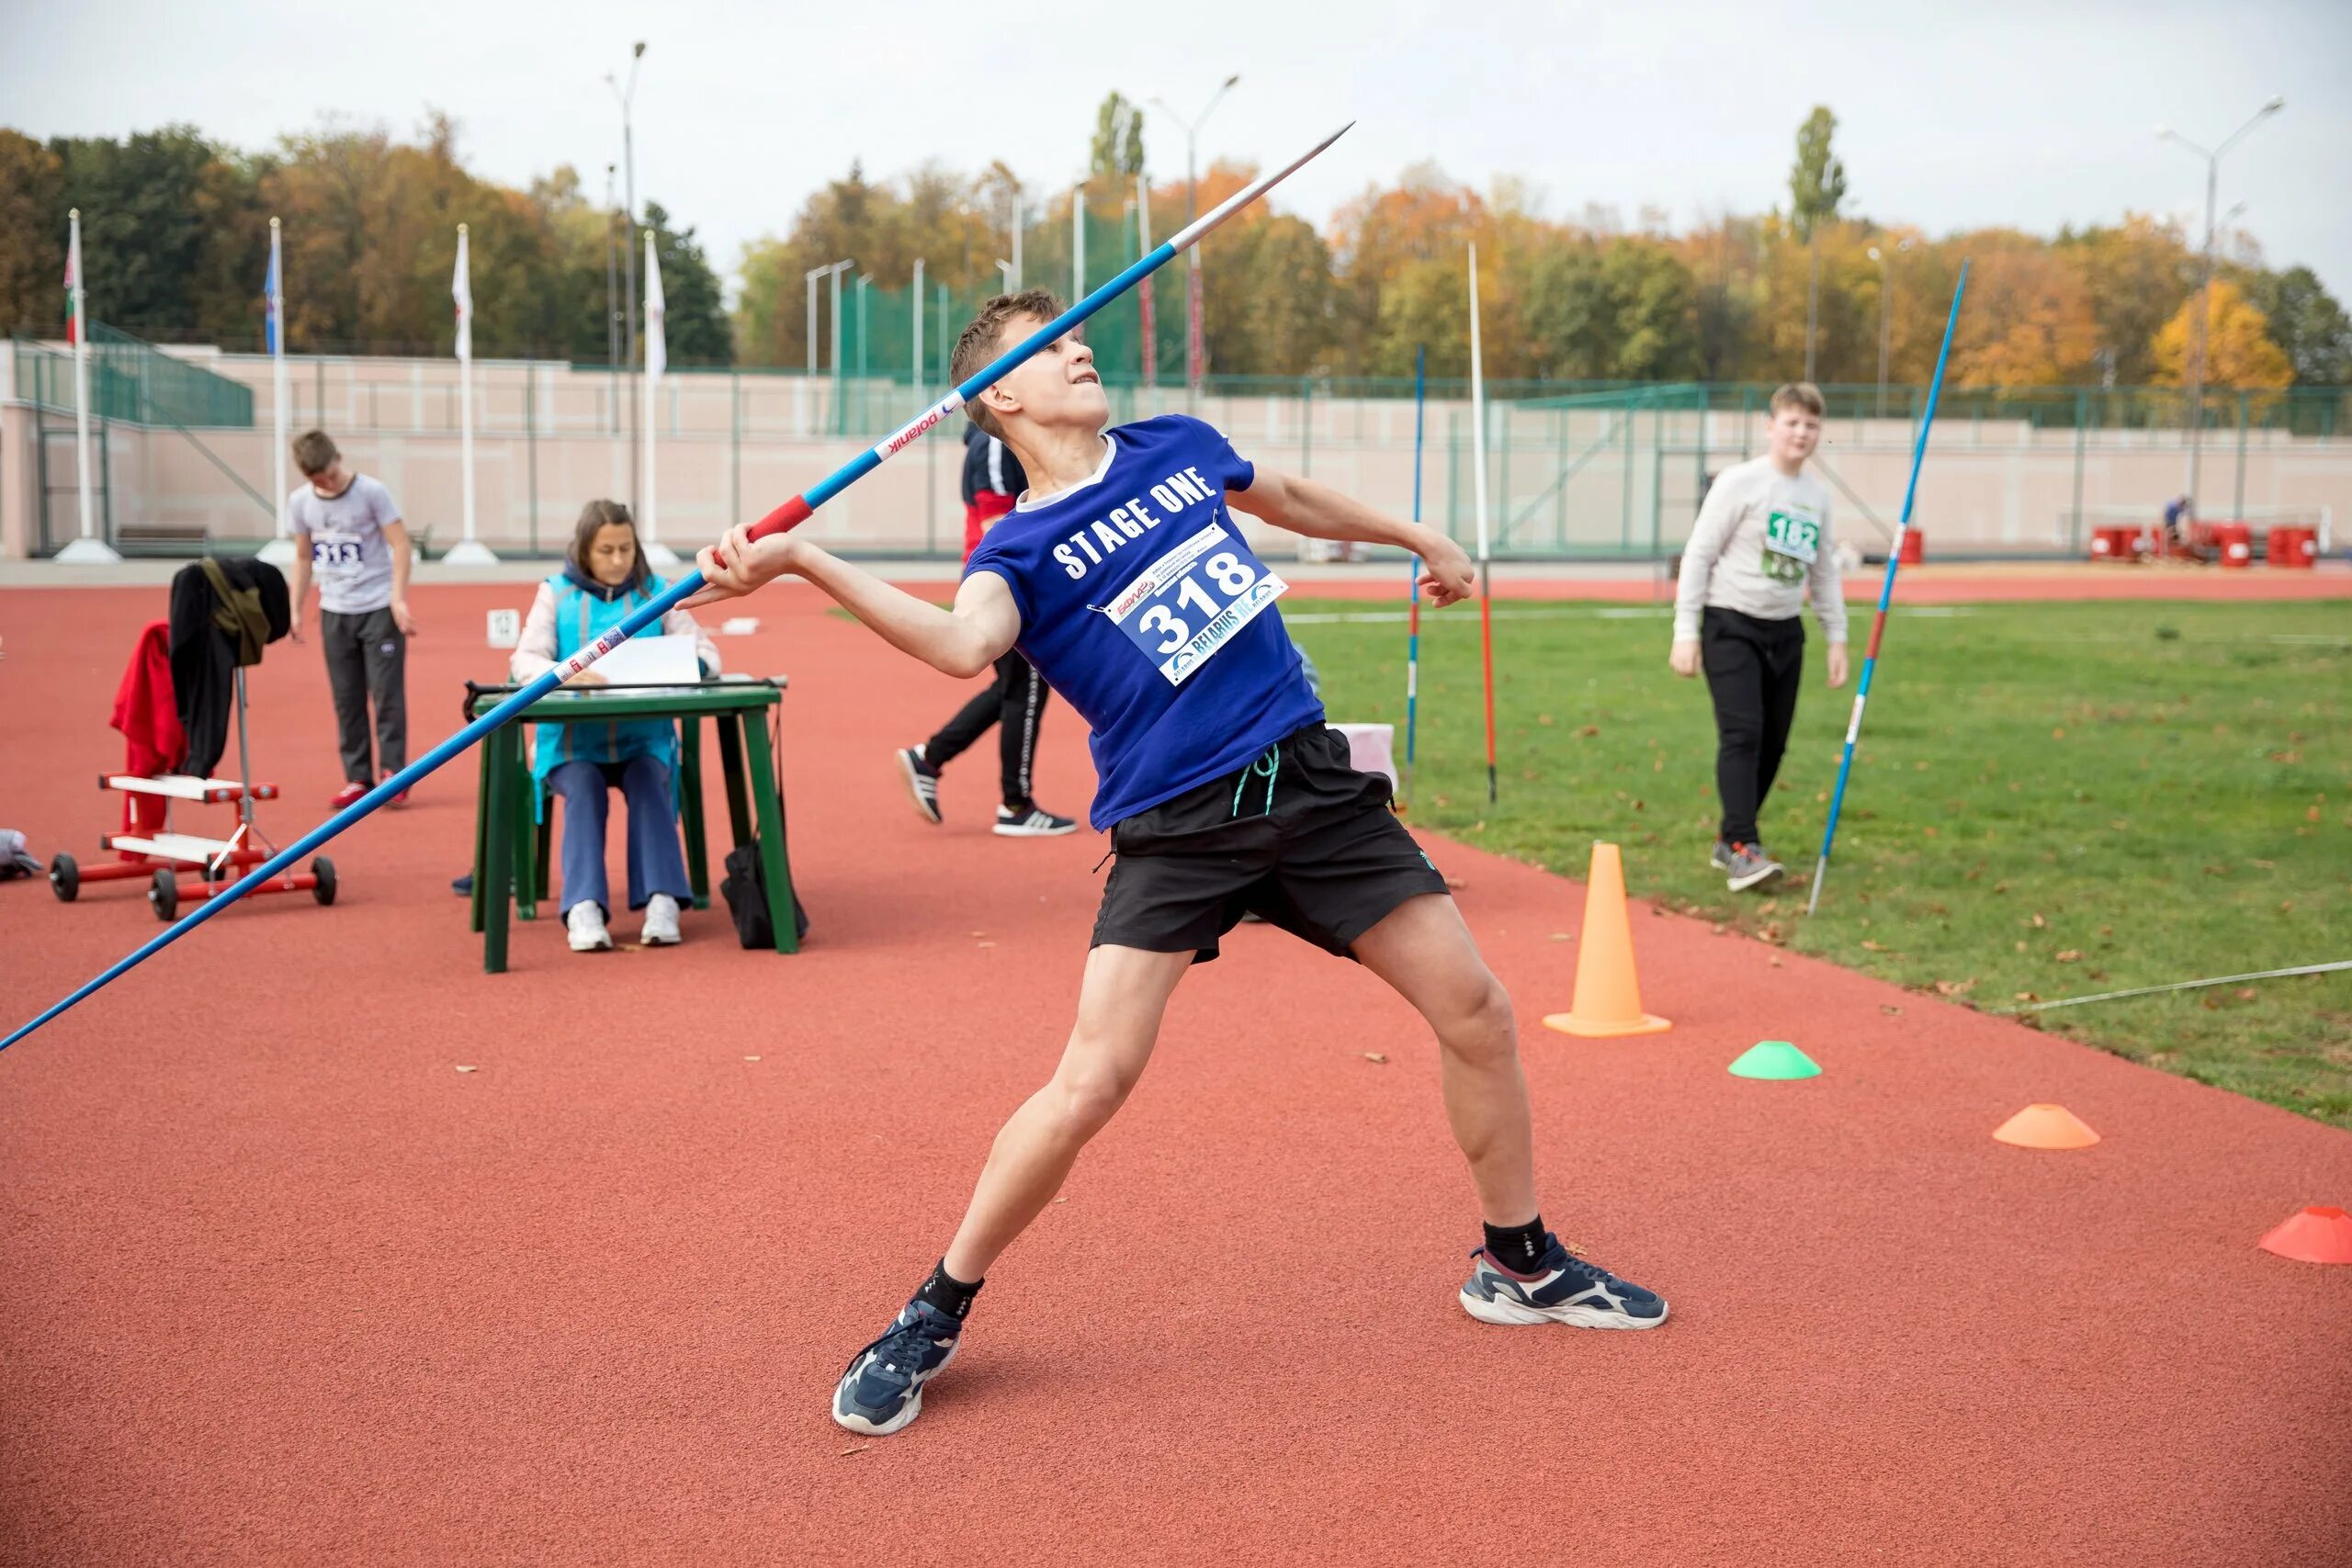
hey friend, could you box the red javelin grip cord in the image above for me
[713,495,815,570]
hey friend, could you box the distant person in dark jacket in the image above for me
[892,426,1078,838]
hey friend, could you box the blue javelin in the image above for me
[2,125,1356,1055]
[1805,261,1970,917]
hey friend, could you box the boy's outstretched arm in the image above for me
[1232,468,1476,606]
[689,525,1017,679]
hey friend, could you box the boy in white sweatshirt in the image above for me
[1669,382,1849,891]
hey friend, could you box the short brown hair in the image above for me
[952,288,1067,439]
[292,430,339,476]
[1770,382,1826,419]
[570,499,650,593]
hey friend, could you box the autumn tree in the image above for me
[0,130,64,335]
[2152,278,2292,389]
[1788,107,1848,380]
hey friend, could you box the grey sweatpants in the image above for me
[321,606,407,785]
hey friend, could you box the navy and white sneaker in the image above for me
[896,745,943,825]
[832,1298,963,1436]
[1460,1234,1668,1330]
[994,803,1078,838]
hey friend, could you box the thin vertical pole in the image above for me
[70,210,96,545]
[1403,346,1426,809]
[1807,263,1970,916]
[527,366,540,553]
[1467,243,1498,805]
[269,218,289,543]
[1136,172,1157,391]
[1072,186,1085,302]
[729,367,741,534]
[2070,388,2086,552]
[2233,389,2249,522]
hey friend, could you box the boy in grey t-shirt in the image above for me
[286,430,417,806]
[1668,383,1849,891]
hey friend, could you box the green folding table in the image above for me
[467,676,796,973]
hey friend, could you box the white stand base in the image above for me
[639,541,683,570]
[255,536,299,566]
[53,536,122,564]
[439,539,502,567]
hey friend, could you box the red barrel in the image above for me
[1898,528,1925,565]
[2267,526,2317,570]
[2210,521,2255,569]
[2088,525,2143,561]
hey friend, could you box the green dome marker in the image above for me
[1728,1041,1821,1080]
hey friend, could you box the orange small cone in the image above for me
[1991,1103,2100,1149]
[1543,842,1669,1037]
[2257,1205,2352,1265]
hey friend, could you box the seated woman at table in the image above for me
[511,500,720,953]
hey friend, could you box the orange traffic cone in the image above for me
[1543,842,1670,1037]
[1992,1103,2100,1149]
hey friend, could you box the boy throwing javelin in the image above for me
[692,292,1668,1438]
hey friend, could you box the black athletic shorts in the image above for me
[1091,723,1451,963]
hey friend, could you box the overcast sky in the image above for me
[6,0,2348,304]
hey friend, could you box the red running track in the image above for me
[3,584,2348,1566]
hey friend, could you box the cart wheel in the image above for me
[49,852,79,902]
[149,868,179,923]
[311,856,337,907]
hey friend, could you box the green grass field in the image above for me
[1290,595,2352,1128]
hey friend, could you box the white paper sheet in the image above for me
[592,633,702,686]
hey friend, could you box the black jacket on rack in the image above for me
[168,557,290,778]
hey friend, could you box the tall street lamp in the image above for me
[1865,237,1912,417]
[1150,73,1239,410]
[605,39,646,506]
[2158,95,2283,513]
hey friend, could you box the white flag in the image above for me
[452,224,473,364]
[644,229,665,380]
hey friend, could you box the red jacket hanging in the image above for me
[110,620,186,854]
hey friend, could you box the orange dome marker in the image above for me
[1991,1103,2100,1150]
[1543,842,1670,1038]
[2256,1205,2352,1265]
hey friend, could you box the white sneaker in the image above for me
[566,903,614,952]
[640,893,682,946]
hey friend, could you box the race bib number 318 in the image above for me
[1105,520,1288,686]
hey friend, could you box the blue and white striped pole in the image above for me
[1401,345,1426,808]
[1805,261,1969,917]
[1,123,1356,1055]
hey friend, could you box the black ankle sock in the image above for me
[915,1258,983,1321]
[1484,1216,1550,1275]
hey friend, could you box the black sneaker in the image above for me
[832,1298,963,1436]
[1718,840,1783,892]
[1461,1233,1668,1330]
[995,803,1078,838]
[896,745,942,825]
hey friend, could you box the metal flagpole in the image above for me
[257,218,297,566]
[2,121,1357,1054]
[56,209,119,562]
[1467,243,1497,804]
[442,225,498,565]
[639,228,676,567]
[1402,345,1426,810]
[1805,262,1971,916]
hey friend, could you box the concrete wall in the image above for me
[5,348,2345,559]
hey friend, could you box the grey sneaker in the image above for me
[1719,840,1783,892]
